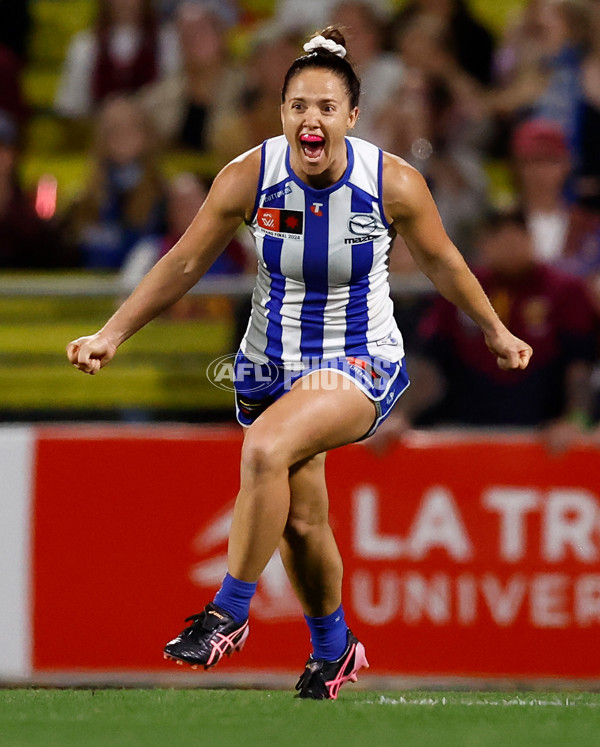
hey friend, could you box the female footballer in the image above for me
[67,27,532,699]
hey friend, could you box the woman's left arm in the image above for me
[383,153,532,371]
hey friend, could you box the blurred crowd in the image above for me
[2,0,600,438]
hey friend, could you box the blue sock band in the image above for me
[213,573,257,623]
[304,605,348,661]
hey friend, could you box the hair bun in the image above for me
[321,26,347,49]
[303,26,347,58]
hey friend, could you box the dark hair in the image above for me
[281,26,361,109]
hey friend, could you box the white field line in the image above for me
[365,695,600,708]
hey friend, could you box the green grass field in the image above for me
[1,688,599,747]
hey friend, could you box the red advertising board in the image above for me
[32,427,600,679]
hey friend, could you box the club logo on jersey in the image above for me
[348,213,377,236]
[257,207,304,239]
[311,202,324,217]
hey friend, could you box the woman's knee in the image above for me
[284,498,329,541]
[240,422,288,476]
[285,454,329,538]
[284,511,326,542]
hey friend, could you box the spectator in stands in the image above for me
[489,0,592,155]
[492,0,547,87]
[61,96,167,270]
[55,0,180,121]
[390,0,496,86]
[155,0,239,26]
[371,208,597,445]
[137,2,241,154]
[511,118,600,308]
[213,27,300,164]
[121,171,248,291]
[380,15,490,255]
[325,1,404,143]
[273,0,392,35]
[0,111,68,268]
[121,171,250,324]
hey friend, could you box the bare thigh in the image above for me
[243,367,377,469]
[227,369,376,581]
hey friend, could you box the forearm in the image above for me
[68,150,258,375]
[99,248,206,347]
[417,250,504,337]
[386,159,532,372]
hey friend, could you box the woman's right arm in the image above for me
[383,153,532,372]
[67,148,260,374]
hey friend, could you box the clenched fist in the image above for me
[66,333,117,375]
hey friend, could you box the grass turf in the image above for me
[1,689,600,747]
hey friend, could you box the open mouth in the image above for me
[300,133,325,160]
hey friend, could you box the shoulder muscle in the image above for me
[381,152,433,225]
[205,145,262,223]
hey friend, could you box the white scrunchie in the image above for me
[303,35,347,59]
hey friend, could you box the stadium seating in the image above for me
[0,277,234,416]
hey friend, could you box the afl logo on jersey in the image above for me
[257,207,304,239]
[348,213,376,236]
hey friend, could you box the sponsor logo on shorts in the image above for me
[346,356,378,380]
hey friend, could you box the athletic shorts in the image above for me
[233,351,410,440]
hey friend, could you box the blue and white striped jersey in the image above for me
[240,135,404,368]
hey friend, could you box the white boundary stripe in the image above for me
[366,695,600,708]
[0,426,34,680]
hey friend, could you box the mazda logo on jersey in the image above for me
[348,213,377,236]
[257,207,304,236]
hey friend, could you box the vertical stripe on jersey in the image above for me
[300,194,329,359]
[345,189,374,355]
[345,245,374,355]
[260,182,288,362]
[262,236,285,361]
